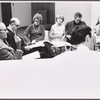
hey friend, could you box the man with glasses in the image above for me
[0,22,23,60]
[65,12,86,44]
[6,17,21,51]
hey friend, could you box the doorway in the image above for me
[1,3,12,26]
[31,3,55,30]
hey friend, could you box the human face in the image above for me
[56,18,63,25]
[75,17,82,24]
[12,22,20,32]
[34,19,40,26]
[0,28,7,39]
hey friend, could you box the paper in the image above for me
[25,41,45,49]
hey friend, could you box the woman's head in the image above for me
[96,16,100,25]
[33,13,43,26]
[55,14,64,25]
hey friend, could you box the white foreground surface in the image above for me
[0,50,100,99]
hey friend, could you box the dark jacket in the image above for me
[65,20,86,35]
[6,28,17,51]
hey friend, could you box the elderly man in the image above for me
[0,22,23,60]
[65,12,86,44]
[6,17,21,51]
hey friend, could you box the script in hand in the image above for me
[25,41,45,49]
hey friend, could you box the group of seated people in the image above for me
[0,12,99,60]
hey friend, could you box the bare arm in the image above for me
[23,25,32,45]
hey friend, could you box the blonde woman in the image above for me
[49,14,65,43]
[49,14,67,53]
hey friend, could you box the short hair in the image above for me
[71,25,92,44]
[74,12,82,18]
[0,22,6,31]
[56,14,64,22]
[33,13,43,23]
[9,17,20,25]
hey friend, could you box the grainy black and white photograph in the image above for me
[0,1,100,99]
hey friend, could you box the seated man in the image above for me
[71,25,95,50]
[6,17,21,51]
[53,25,95,59]
[5,17,48,58]
[0,22,23,60]
[65,12,86,44]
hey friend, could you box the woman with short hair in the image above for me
[49,14,67,53]
[23,13,45,46]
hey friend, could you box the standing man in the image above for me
[6,17,21,51]
[65,12,86,44]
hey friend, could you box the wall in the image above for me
[55,2,91,27]
[0,4,2,22]
[11,3,31,27]
[91,2,100,31]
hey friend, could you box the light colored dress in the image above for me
[49,23,66,47]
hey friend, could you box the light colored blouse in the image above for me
[49,23,66,47]
[49,23,65,42]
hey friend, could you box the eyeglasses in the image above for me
[0,29,7,32]
[13,24,20,28]
[34,19,40,23]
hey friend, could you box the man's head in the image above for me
[0,22,7,39]
[74,12,82,24]
[71,25,94,49]
[9,17,20,32]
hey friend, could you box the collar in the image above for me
[73,20,81,25]
[77,44,90,51]
[0,39,3,43]
[7,26,13,33]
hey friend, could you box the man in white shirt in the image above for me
[71,25,95,51]
[53,25,96,60]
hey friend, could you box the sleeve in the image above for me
[94,26,97,34]
[83,21,86,25]
[35,25,45,42]
[23,25,31,44]
[49,25,54,38]
[0,48,14,60]
[6,32,16,50]
[65,23,69,35]
[24,25,31,36]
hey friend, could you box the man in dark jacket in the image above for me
[6,17,21,51]
[65,12,86,44]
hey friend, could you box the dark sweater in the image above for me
[65,20,86,35]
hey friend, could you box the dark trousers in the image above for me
[23,47,49,58]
